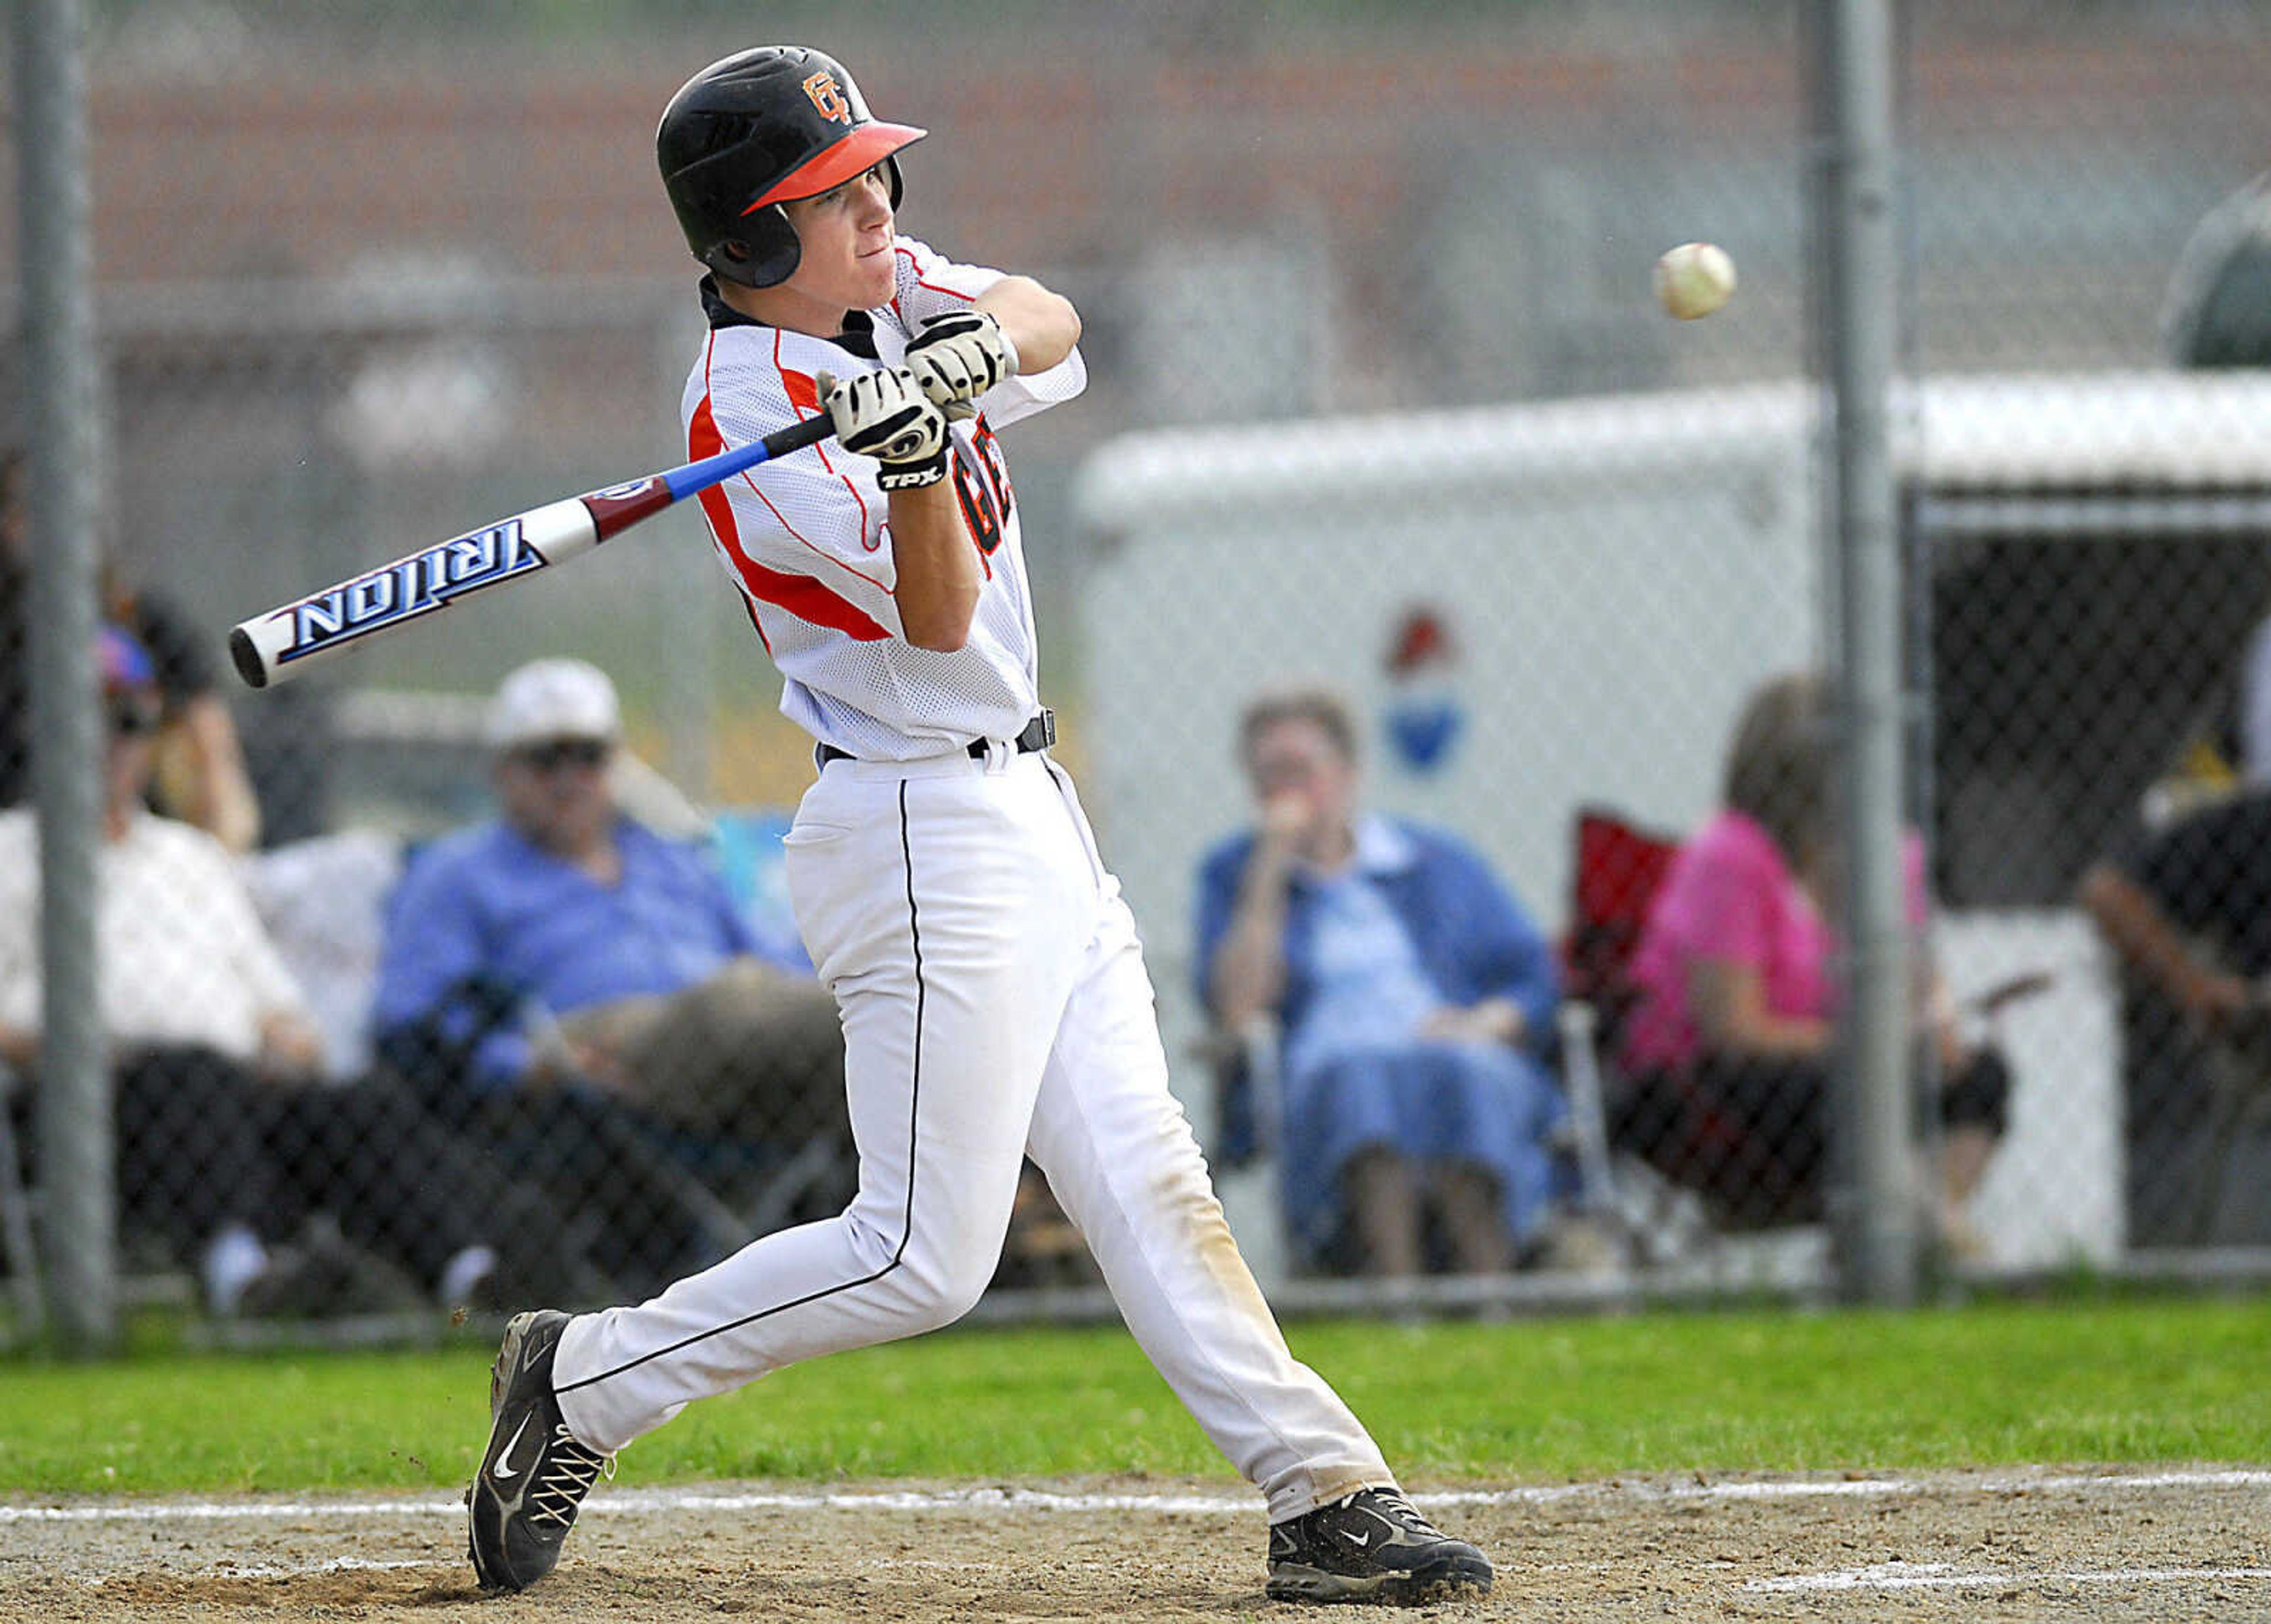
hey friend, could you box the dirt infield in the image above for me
[4,1468,2268,1621]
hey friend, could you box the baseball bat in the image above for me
[229,414,836,689]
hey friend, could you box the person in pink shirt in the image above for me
[1617,672,2010,1241]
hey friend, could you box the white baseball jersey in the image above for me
[682,236,1088,760]
[545,235,1398,1537]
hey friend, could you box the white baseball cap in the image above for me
[487,658,622,751]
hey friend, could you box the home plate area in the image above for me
[2,1469,2265,1620]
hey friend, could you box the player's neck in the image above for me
[717,278,849,341]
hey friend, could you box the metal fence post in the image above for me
[15,0,117,1349]
[1817,0,1916,1305]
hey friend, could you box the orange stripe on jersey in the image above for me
[780,365,820,416]
[688,384,743,564]
[894,244,977,302]
[734,556,891,641]
[689,344,892,644]
[775,331,879,556]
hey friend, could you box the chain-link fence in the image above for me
[7,3,2271,1332]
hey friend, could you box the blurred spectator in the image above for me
[370,658,850,1291]
[0,626,560,1314]
[241,828,406,1085]
[1617,671,2011,1245]
[1195,687,1567,1277]
[2169,172,2271,792]
[2079,789,2271,1245]
[2162,167,2271,373]
[0,448,262,853]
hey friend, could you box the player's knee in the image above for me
[891,1246,997,1335]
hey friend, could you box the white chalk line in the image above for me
[2,1466,2266,1526]
[75,1557,442,1587]
[1750,1560,2271,1593]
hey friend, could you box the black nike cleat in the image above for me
[1265,1487,1494,1605]
[466,1309,614,1592]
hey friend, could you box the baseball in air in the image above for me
[1654,241,1737,320]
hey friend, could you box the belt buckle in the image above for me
[1024,709,1056,752]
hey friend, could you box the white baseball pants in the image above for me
[551,747,1393,1520]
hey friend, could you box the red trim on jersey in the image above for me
[894,244,978,302]
[690,338,893,643]
[746,478,894,597]
[734,556,891,641]
[688,370,745,568]
[775,332,881,555]
[779,365,821,416]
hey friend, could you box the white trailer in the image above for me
[1071,371,2271,1274]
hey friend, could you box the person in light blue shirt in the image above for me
[372,659,848,1289]
[377,800,778,1096]
[1195,688,1566,1276]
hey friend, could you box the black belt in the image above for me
[817,709,1054,768]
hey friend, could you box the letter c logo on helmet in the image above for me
[803,71,852,125]
[656,46,927,290]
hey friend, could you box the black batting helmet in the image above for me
[656,46,926,289]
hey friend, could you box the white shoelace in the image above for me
[1361,1489,1447,1540]
[528,1428,616,1530]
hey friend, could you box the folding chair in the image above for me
[1562,806,1682,1046]
[1559,806,1682,1176]
[1198,1016,1292,1283]
[1556,806,1717,1261]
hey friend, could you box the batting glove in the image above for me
[902,309,1019,421]
[816,367,948,491]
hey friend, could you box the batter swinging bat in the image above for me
[229,415,836,689]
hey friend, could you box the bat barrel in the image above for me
[229,497,599,688]
[227,414,833,690]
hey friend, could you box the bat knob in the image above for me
[229,626,271,690]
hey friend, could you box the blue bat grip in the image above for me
[661,414,834,503]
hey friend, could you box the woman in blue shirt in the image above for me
[1196,689,1565,1275]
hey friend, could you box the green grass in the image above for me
[2,1296,2266,1497]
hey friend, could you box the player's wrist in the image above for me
[906,309,1017,414]
[817,365,949,490]
[877,445,949,490]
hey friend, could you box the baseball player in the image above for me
[466,45,1494,1606]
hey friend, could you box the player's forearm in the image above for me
[975,277,1080,376]
[888,481,984,652]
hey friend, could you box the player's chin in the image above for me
[854,246,895,302]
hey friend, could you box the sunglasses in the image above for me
[513,738,611,772]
